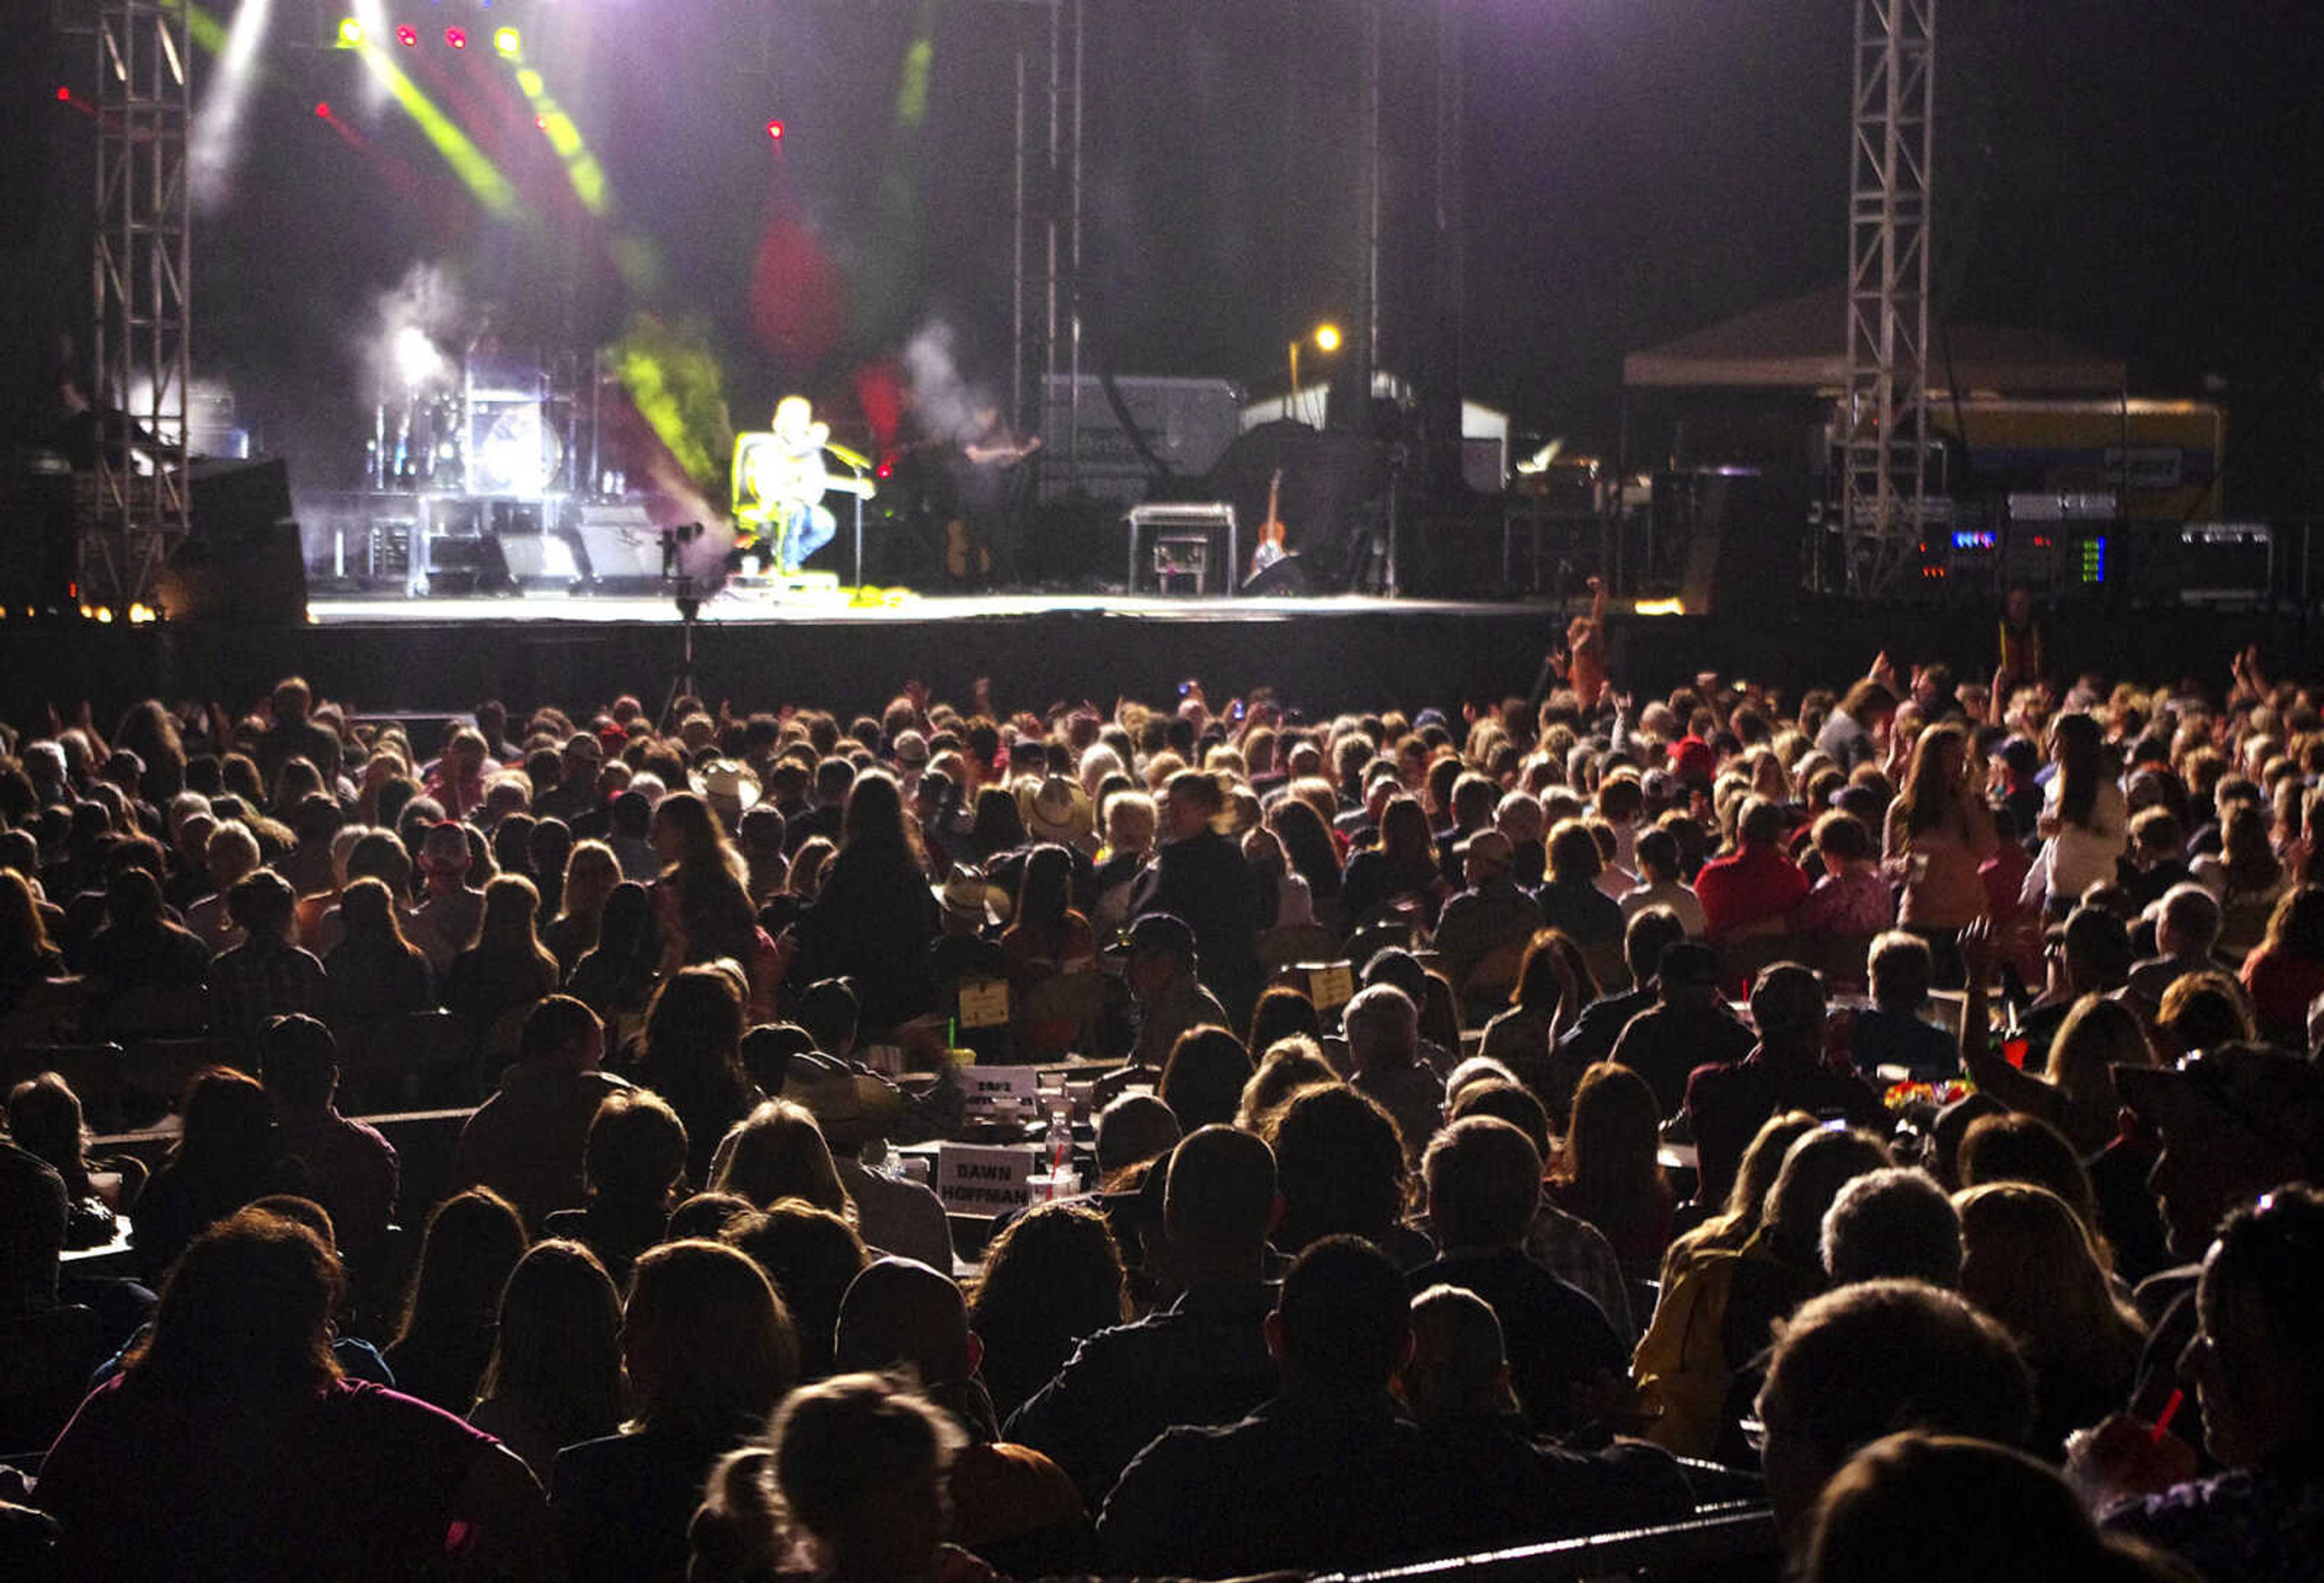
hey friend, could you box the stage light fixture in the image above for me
[766,119,785,141]
[396,24,417,46]
[493,26,520,57]
[57,85,71,101]
[536,114,548,131]
[336,16,363,48]
[445,26,467,49]
[1313,323,1343,353]
[315,100,332,117]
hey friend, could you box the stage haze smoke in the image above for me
[902,320,985,443]
[357,261,465,401]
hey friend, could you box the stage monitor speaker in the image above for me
[157,519,309,623]
[1241,552,1314,597]
[573,505,666,590]
[497,532,583,588]
[188,456,294,538]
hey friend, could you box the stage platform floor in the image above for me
[304,591,1544,626]
[3,589,2294,729]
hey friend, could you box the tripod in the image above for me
[659,522,709,726]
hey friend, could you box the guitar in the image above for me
[742,444,877,509]
[1251,468,1288,574]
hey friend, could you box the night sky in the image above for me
[12,0,2323,507]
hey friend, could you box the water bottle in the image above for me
[1046,1096,1074,1198]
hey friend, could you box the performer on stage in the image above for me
[947,401,1040,589]
[732,396,874,576]
[766,396,838,573]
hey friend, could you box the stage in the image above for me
[1,580,2301,733]
[0,589,1563,726]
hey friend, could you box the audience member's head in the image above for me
[130,1206,346,1399]
[721,1201,870,1382]
[1272,1083,1411,1253]
[1161,1124,1279,1270]
[257,1013,339,1114]
[695,1371,965,1583]
[1957,1112,2102,1240]
[1750,963,1828,1058]
[1342,982,1419,1074]
[1802,1432,2188,1583]
[711,1100,852,1221]
[1819,1167,1962,1289]
[1157,1024,1252,1131]
[1422,1116,1543,1252]
[519,994,604,1070]
[833,1256,981,1402]
[1267,1234,1413,1394]
[1234,1037,1338,1135]
[585,1090,690,1209]
[1756,1280,2033,1544]
[476,1238,625,1451]
[1092,1092,1182,1181]
[1401,1282,1517,1423]
[622,1238,799,1440]
[2186,1183,2324,1470]
[1759,1125,1894,1270]
[392,1187,528,1363]
[1866,931,1935,1014]
[666,1191,753,1243]
[966,1201,1129,1417]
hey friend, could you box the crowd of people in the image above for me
[2,631,2322,1582]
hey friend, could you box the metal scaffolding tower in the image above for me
[88,0,193,614]
[1837,0,1935,597]
[1012,0,1083,487]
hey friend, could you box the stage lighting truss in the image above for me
[332,13,521,56]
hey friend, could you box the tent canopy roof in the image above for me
[1622,287,2127,395]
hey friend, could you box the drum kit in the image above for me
[364,339,606,502]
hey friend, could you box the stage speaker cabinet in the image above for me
[497,532,584,588]
[1653,467,1807,616]
[2171,523,2271,606]
[159,520,309,623]
[0,450,79,609]
[1241,552,1313,597]
[572,503,667,591]
[158,457,308,622]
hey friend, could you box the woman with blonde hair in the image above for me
[444,874,560,1047]
[1235,1034,1340,1136]
[0,867,64,1015]
[1884,723,1998,985]
[1547,1061,1674,1280]
[651,791,764,977]
[1954,1181,2145,1461]
[545,839,623,978]
[1477,928,1595,1096]
[1963,991,2158,1158]
[469,1239,626,1483]
[2026,712,2128,919]
[2040,995,2157,1154]
[1658,1109,1820,1285]
[709,1099,855,1223]
[635,965,763,1187]
[689,1371,967,1583]
[553,1239,800,1583]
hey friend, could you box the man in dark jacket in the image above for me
[1128,770,1259,1024]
